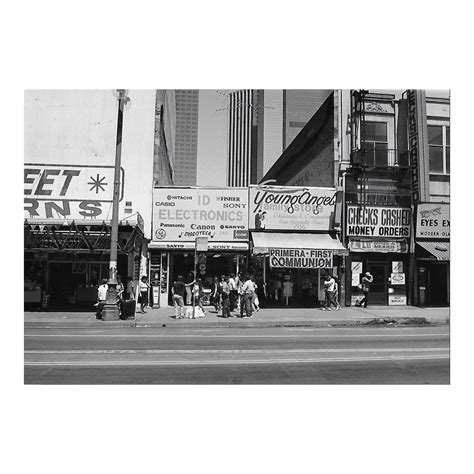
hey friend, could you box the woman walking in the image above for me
[138,276,150,313]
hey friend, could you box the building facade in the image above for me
[24,90,176,309]
[258,89,450,308]
[227,90,332,187]
[173,90,199,186]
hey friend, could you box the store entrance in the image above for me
[168,252,242,306]
[367,261,388,305]
[427,263,449,306]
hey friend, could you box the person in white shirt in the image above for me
[228,273,237,311]
[322,274,336,311]
[96,279,108,319]
[126,277,135,300]
[138,276,150,313]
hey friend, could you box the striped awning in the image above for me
[416,241,450,260]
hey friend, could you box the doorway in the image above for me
[367,261,388,305]
[427,263,449,306]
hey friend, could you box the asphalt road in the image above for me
[24,326,450,384]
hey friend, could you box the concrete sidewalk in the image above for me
[24,305,450,328]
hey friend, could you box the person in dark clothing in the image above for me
[359,272,373,308]
[172,275,186,319]
[220,275,231,318]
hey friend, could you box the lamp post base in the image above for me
[102,303,120,320]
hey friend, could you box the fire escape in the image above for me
[347,90,411,208]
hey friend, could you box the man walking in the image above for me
[359,272,373,308]
[171,275,186,319]
[322,274,336,311]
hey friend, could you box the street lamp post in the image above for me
[102,89,130,321]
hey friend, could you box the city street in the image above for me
[24,325,449,384]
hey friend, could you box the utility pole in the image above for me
[102,89,130,320]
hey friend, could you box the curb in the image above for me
[24,317,448,330]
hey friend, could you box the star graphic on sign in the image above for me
[88,174,108,193]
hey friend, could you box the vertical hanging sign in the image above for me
[407,90,430,203]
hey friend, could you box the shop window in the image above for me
[428,124,450,175]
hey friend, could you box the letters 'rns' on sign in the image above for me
[24,164,124,220]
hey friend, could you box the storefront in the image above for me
[346,205,411,306]
[248,185,347,308]
[24,216,144,309]
[150,187,249,307]
[414,203,450,306]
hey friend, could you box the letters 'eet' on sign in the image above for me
[249,185,337,231]
[416,203,450,238]
[24,164,121,220]
[153,187,249,242]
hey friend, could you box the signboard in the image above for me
[391,273,406,285]
[195,236,209,252]
[392,261,403,273]
[249,186,337,231]
[153,187,248,243]
[24,164,122,220]
[389,295,407,305]
[349,239,408,253]
[351,261,362,287]
[346,206,411,237]
[407,90,430,203]
[416,203,450,238]
[269,249,333,269]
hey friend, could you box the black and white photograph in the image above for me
[5,2,472,474]
[24,88,450,385]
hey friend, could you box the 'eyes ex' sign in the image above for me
[24,164,124,220]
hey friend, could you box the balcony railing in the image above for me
[351,148,409,168]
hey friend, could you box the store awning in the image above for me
[251,232,348,255]
[416,241,450,260]
[24,217,143,253]
[148,241,249,251]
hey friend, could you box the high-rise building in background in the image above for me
[227,89,332,186]
[173,90,199,186]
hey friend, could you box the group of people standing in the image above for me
[95,275,151,319]
[171,272,260,320]
[212,273,259,319]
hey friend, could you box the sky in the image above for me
[196,89,231,187]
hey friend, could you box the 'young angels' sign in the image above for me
[249,186,337,231]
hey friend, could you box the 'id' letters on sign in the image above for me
[24,164,123,220]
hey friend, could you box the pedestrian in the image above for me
[95,278,108,319]
[251,275,260,311]
[235,273,243,312]
[138,276,150,313]
[227,273,237,311]
[330,276,341,311]
[358,272,373,308]
[116,275,124,302]
[172,275,186,319]
[239,274,255,318]
[185,271,194,305]
[125,276,135,300]
[322,274,336,311]
[211,276,222,312]
[193,277,206,314]
[220,275,231,318]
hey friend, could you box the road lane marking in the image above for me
[25,348,448,354]
[24,333,449,339]
[24,354,450,366]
